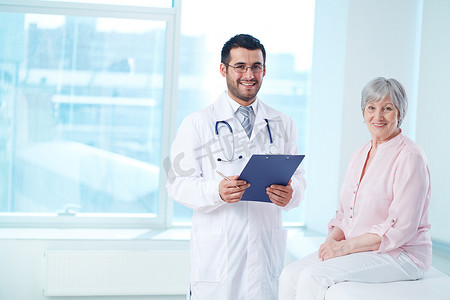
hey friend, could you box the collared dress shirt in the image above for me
[328,132,432,270]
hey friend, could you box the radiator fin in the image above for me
[44,250,189,296]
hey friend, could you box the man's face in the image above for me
[220,47,265,106]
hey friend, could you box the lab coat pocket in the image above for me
[265,228,287,279]
[191,228,228,283]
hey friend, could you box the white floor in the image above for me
[433,249,450,276]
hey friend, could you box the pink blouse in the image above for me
[328,133,432,270]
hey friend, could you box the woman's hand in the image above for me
[318,239,349,261]
[318,233,382,261]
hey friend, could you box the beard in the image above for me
[226,76,262,102]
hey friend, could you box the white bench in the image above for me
[325,266,450,300]
[285,234,450,300]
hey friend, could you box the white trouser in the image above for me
[278,251,424,300]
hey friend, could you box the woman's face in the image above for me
[364,95,400,143]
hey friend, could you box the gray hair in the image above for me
[361,77,408,126]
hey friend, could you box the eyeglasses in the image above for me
[225,64,265,73]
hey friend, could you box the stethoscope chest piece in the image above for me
[269,144,278,154]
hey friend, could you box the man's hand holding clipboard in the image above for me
[238,154,305,204]
[265,179,293,207]
[216,171,250,203]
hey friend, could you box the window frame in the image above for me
[0,0,181,228]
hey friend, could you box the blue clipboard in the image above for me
[238,154,305,203]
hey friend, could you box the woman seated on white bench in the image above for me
[279,77,432,300]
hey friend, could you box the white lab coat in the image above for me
[166,91,306,300]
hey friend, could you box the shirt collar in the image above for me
[377,130,404,149]
[366,130,404,152]
[226,93,259,115]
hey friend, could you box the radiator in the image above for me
[44,250,189,296]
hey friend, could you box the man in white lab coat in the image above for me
[166,34,306,300]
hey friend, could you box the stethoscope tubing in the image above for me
[264,118,273,144]
[215,119,276,162]
[215,120,232,135]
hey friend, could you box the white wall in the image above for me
[415,0,450,245]
[306,0,450,246]
[0,233,189,300]
[304,0,349,234]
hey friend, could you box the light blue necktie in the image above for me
[238,106,253,138]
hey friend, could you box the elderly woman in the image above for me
[279,77,432,300]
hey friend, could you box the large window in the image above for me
[0,0,315,227]
[0,0,180,227]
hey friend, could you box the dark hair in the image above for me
[221,34,266,65]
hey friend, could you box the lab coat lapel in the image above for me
[251,100,280,142]
[212,92,235,123]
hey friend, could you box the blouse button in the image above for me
[349,215,353,219]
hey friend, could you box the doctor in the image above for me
[166,34,306,300]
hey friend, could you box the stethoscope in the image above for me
[215,119,279,162]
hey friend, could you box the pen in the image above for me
[216,170,240,189]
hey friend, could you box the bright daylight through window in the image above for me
[0,2,175,226]
[0,0,315,227]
